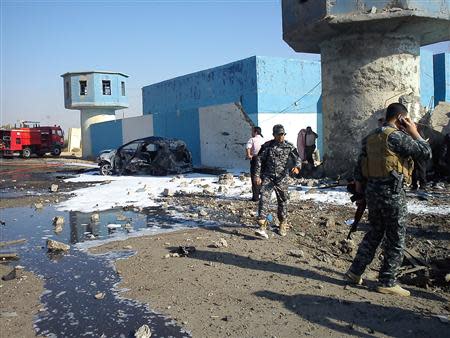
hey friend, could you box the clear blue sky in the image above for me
[1,0,449,132]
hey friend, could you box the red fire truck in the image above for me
[0,121,64,158]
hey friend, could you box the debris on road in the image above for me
[134,324,152,338]
[2,265,24,281]
[47,239,70,252]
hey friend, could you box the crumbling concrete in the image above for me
[282,0,450,176]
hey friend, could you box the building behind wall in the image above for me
[142,56,322,169]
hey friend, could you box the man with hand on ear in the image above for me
[345,103,431,297]
[254,124,301,238]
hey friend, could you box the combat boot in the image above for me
[377,284,410,297]
[279,221,288,237]
[344,270,363,285]
[255,219,269,239]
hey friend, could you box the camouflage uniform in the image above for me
[255,139,302,223]
[349,123,431,286]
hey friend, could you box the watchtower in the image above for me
[282,0,450,176]
[61,71,129,158]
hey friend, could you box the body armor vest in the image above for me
[361,127,413,184]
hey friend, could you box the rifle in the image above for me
[346,182,366,240]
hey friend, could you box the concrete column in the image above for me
[80,109,116,158]
[320,34,421,176]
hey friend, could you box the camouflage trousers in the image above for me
[258,176,289,223]
[349,184,407,286]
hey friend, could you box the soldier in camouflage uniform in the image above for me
[346,103,431,297]
[254,124,302,238]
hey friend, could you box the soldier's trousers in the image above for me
[258,176,289,222]
[349,186,407,286]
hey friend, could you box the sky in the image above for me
[1,0,449,132]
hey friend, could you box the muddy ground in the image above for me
[1,158,449,337]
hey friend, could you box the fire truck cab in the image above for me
[0,121,64,158]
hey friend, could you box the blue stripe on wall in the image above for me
[420,49,435,109]
[434,53,450,106]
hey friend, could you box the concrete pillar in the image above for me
[80,109,116,158]
[320,33,421,175]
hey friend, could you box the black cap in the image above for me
[273,124,285,135]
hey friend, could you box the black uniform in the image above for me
[349,124,431,287]
[255,139,301,223]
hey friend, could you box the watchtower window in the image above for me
[121,81,126,96]
[79,80,87,96]
[102,80,111,95]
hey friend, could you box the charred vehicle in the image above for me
[97,137,193,176]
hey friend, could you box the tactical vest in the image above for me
[361,127,414,184]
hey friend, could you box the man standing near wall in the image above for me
[246,126,265,201]
[345,103,431,297]
[304,126,318,165]
[254,124,301,238]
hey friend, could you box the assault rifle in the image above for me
[346,182,366,240]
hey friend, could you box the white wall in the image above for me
[257,112,317,147]
[122,115,153,144]
[67,127,81,152]
[199,103,252,169]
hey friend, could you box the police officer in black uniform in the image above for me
[254,124,301,238]
[346,103,431,297]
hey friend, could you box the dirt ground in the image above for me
[0,264,44,338]
[1,158,449,337]
[91,195,450,338]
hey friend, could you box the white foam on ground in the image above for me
[58,173,449,215]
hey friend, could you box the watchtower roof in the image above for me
[61,71,129,78]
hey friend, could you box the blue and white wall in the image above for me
[90,115,153,157]
[255,56,322,155]
[143,57,258,167]
[143,56,322,168]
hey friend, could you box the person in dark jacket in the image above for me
[345,103,432,297]
[254,124,301,238]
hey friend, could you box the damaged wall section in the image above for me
[199,103,253,169]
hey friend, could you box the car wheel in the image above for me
[100,162,113,176]
[22,148,32,158]
[51,147,61,156]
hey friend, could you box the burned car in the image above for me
[97,137,193,176]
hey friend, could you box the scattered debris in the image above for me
[324,216,335,227]
[211,238,228,248]
[175,246,196,257]
[2,265,24,281]
[134,324,152,338]
[50,184,59,192]
[288,249,305,258]
[91,213,100,222]
[0,239,27,248]
[106,224,122,229]
[162,188,175,197]
[339,239,355,254]
[218,173,235,186]
[435,315,449,324]
[0,253,19,260]
[94,292,105,300]
[34,202,43,209]
[47,239,70,252]
[52,216,64,226]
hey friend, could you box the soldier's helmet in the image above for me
[273,124,286,135]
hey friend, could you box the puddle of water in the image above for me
[0,188,47,199]
[0,206,199,337]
